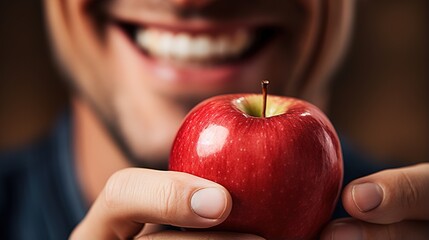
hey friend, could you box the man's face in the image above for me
[44,0,351,165]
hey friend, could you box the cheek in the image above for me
[104,25,157,121]
[45,0,120,115]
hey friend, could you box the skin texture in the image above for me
[42,0,429,239]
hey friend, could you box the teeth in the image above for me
[214,35,229,58]
[193,35,212,60]
[136,28,252,63]
[174,34,191,60]
[158,32,174,57]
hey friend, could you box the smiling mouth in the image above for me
[116,21,281,66]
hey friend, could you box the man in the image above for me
[1,0,428,239]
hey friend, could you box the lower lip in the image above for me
[141,59,244,85]
[114,24,274,86]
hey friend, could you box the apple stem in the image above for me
[261,80,269,118]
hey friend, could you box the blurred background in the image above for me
[0,0,427,164]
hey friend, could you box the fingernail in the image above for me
[191,188,227,219]
[352,182,383,212]
[331,222,362,240]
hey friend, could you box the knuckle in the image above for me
[396,171,419,212]
[156,177,181,221]
[103,169,134,209]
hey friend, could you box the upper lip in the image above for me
[108,15,284,34]
[98,1,286,33]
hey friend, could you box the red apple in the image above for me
[169,86,343,239]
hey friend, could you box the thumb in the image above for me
[71,168,232,239]
[342,163,429,224]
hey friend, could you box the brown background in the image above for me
[330,0,428,164]
[0,0,427,164]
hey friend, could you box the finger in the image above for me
[70,168,232,240]
[321,218,429,240]
[136,230,265,240]
[342,163,429,224]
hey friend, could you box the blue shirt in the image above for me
[0,111,386,239]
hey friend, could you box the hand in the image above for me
[70,168,264,240]
[321,163,429,240]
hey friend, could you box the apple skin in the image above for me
[169,94,343,240]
